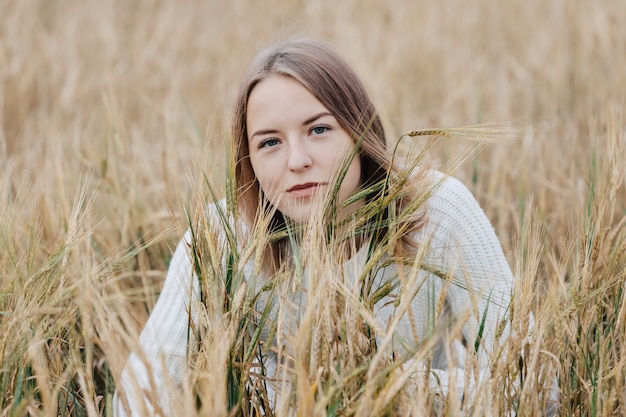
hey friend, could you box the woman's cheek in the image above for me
[253,161,275,195]
[259,178,282,206]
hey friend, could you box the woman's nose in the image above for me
[287,139,313,172]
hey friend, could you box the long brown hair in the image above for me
[231,38,425,273]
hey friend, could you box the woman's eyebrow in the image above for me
[250,128,279,140]
[250,112,333,140]
[303,112,333,126]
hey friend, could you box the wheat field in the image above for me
[1,0,625,415]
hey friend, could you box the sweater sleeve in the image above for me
[418,175,562,413]
[113,230,197,417]
[423,174,513,356]
[401,174,515,402]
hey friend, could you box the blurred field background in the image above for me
[1,0,625,415]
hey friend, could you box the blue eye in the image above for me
[311,125,330,135]
[260,138,280,148]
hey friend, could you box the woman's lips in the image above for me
[287,182,325,198]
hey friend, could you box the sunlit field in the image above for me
[1,0,625,415]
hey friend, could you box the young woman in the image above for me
[114,38,523,416]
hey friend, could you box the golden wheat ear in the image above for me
[403,123,518,144]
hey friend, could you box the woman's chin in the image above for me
[279,201,324,225]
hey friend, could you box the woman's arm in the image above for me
[416,174,560,413]
[424,174,514,357]
[384,174,515,403]
[114,230,196,417]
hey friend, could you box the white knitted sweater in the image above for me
[114,174,515,416]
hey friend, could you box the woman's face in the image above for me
[246,75,363,224]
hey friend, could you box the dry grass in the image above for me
[1,0,625,415]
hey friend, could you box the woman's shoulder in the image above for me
[192,197,250,245]
[200,198,244,228]
[203,197,229,219]
[425,171,481,210]
[418,170,492,237]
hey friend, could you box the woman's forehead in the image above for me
[246,76,331,128]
